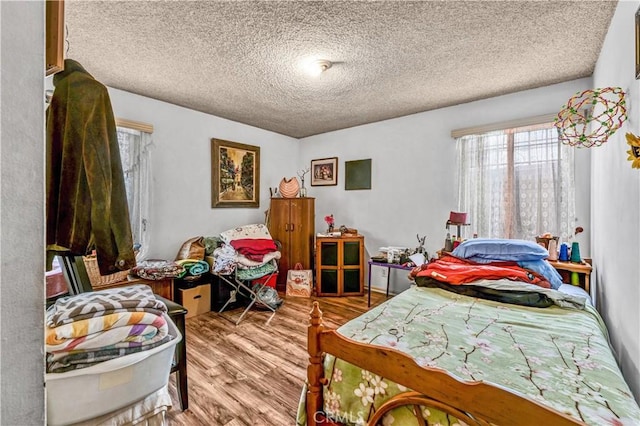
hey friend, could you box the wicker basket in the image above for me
[82,255,130,288]
[535,236,559,250]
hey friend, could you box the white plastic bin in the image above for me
[46,314,181,426]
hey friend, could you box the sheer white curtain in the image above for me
[456,124,575,241]
[117,127,153,261]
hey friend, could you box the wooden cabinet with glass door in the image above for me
[316,235,364,296]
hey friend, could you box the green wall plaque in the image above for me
[345,159,372,190]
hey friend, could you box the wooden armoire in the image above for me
[267,197,315,291]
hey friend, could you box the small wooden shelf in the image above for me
[96,277,174,301]
[547,260,592,293]
[315,235,364,296]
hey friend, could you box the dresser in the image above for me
[315,235,364,296]
[267,197,315,291]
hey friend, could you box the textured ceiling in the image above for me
[65,1,617,138]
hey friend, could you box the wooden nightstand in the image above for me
[547,260,592,293]
[93,277,174,301]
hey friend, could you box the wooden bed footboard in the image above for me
[306,302,584,426]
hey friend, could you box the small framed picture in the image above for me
[310,157,338,186]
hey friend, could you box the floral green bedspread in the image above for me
[297,286,640,425]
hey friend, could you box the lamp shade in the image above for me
[449,211,467,224]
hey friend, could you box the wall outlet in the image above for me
[380,268,388,278]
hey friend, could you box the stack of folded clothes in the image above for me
[131,259,185,281]
[449,238,564,289]
[208,224,280,280]
[46,284,172,374]
[409,239,584,309]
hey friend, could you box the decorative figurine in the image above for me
[415,234,426,254]
[298,167,310,197]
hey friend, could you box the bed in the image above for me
[299,242,640,425]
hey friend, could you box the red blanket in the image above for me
[411,255,550,289]
[230,238,278,262]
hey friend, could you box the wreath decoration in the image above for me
[554,87,627,148]
[625,133,640,169]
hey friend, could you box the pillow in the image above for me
[517,259,564,290]
[174,236,205,261]
[220,224,272,244]
[462,255,509,264]
[452,238,548,262]
[558,284,592,306]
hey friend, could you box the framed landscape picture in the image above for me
[311,157,338,186]
[211,138,260,208]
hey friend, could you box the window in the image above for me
[116,124,153,261]
[456,122,575,241]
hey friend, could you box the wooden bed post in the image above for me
[307,302,325,426]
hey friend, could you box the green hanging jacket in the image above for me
[46,59,135,275]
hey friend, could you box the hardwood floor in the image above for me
[165,291,387,425]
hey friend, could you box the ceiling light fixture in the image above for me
[307,59,332,77]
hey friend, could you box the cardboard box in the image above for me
[46,316,181,425]
[179,283,211,318]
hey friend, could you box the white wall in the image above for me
[0,1,45,424]
[300,79,593,293]
[107,88,299,259]
[591,0,640,402]
[107,76,594,298]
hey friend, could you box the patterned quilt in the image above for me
[46,311,169,352]
[297,285,640,425]
[46,284,167,327]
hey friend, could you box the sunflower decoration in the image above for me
[625,132,640,169]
